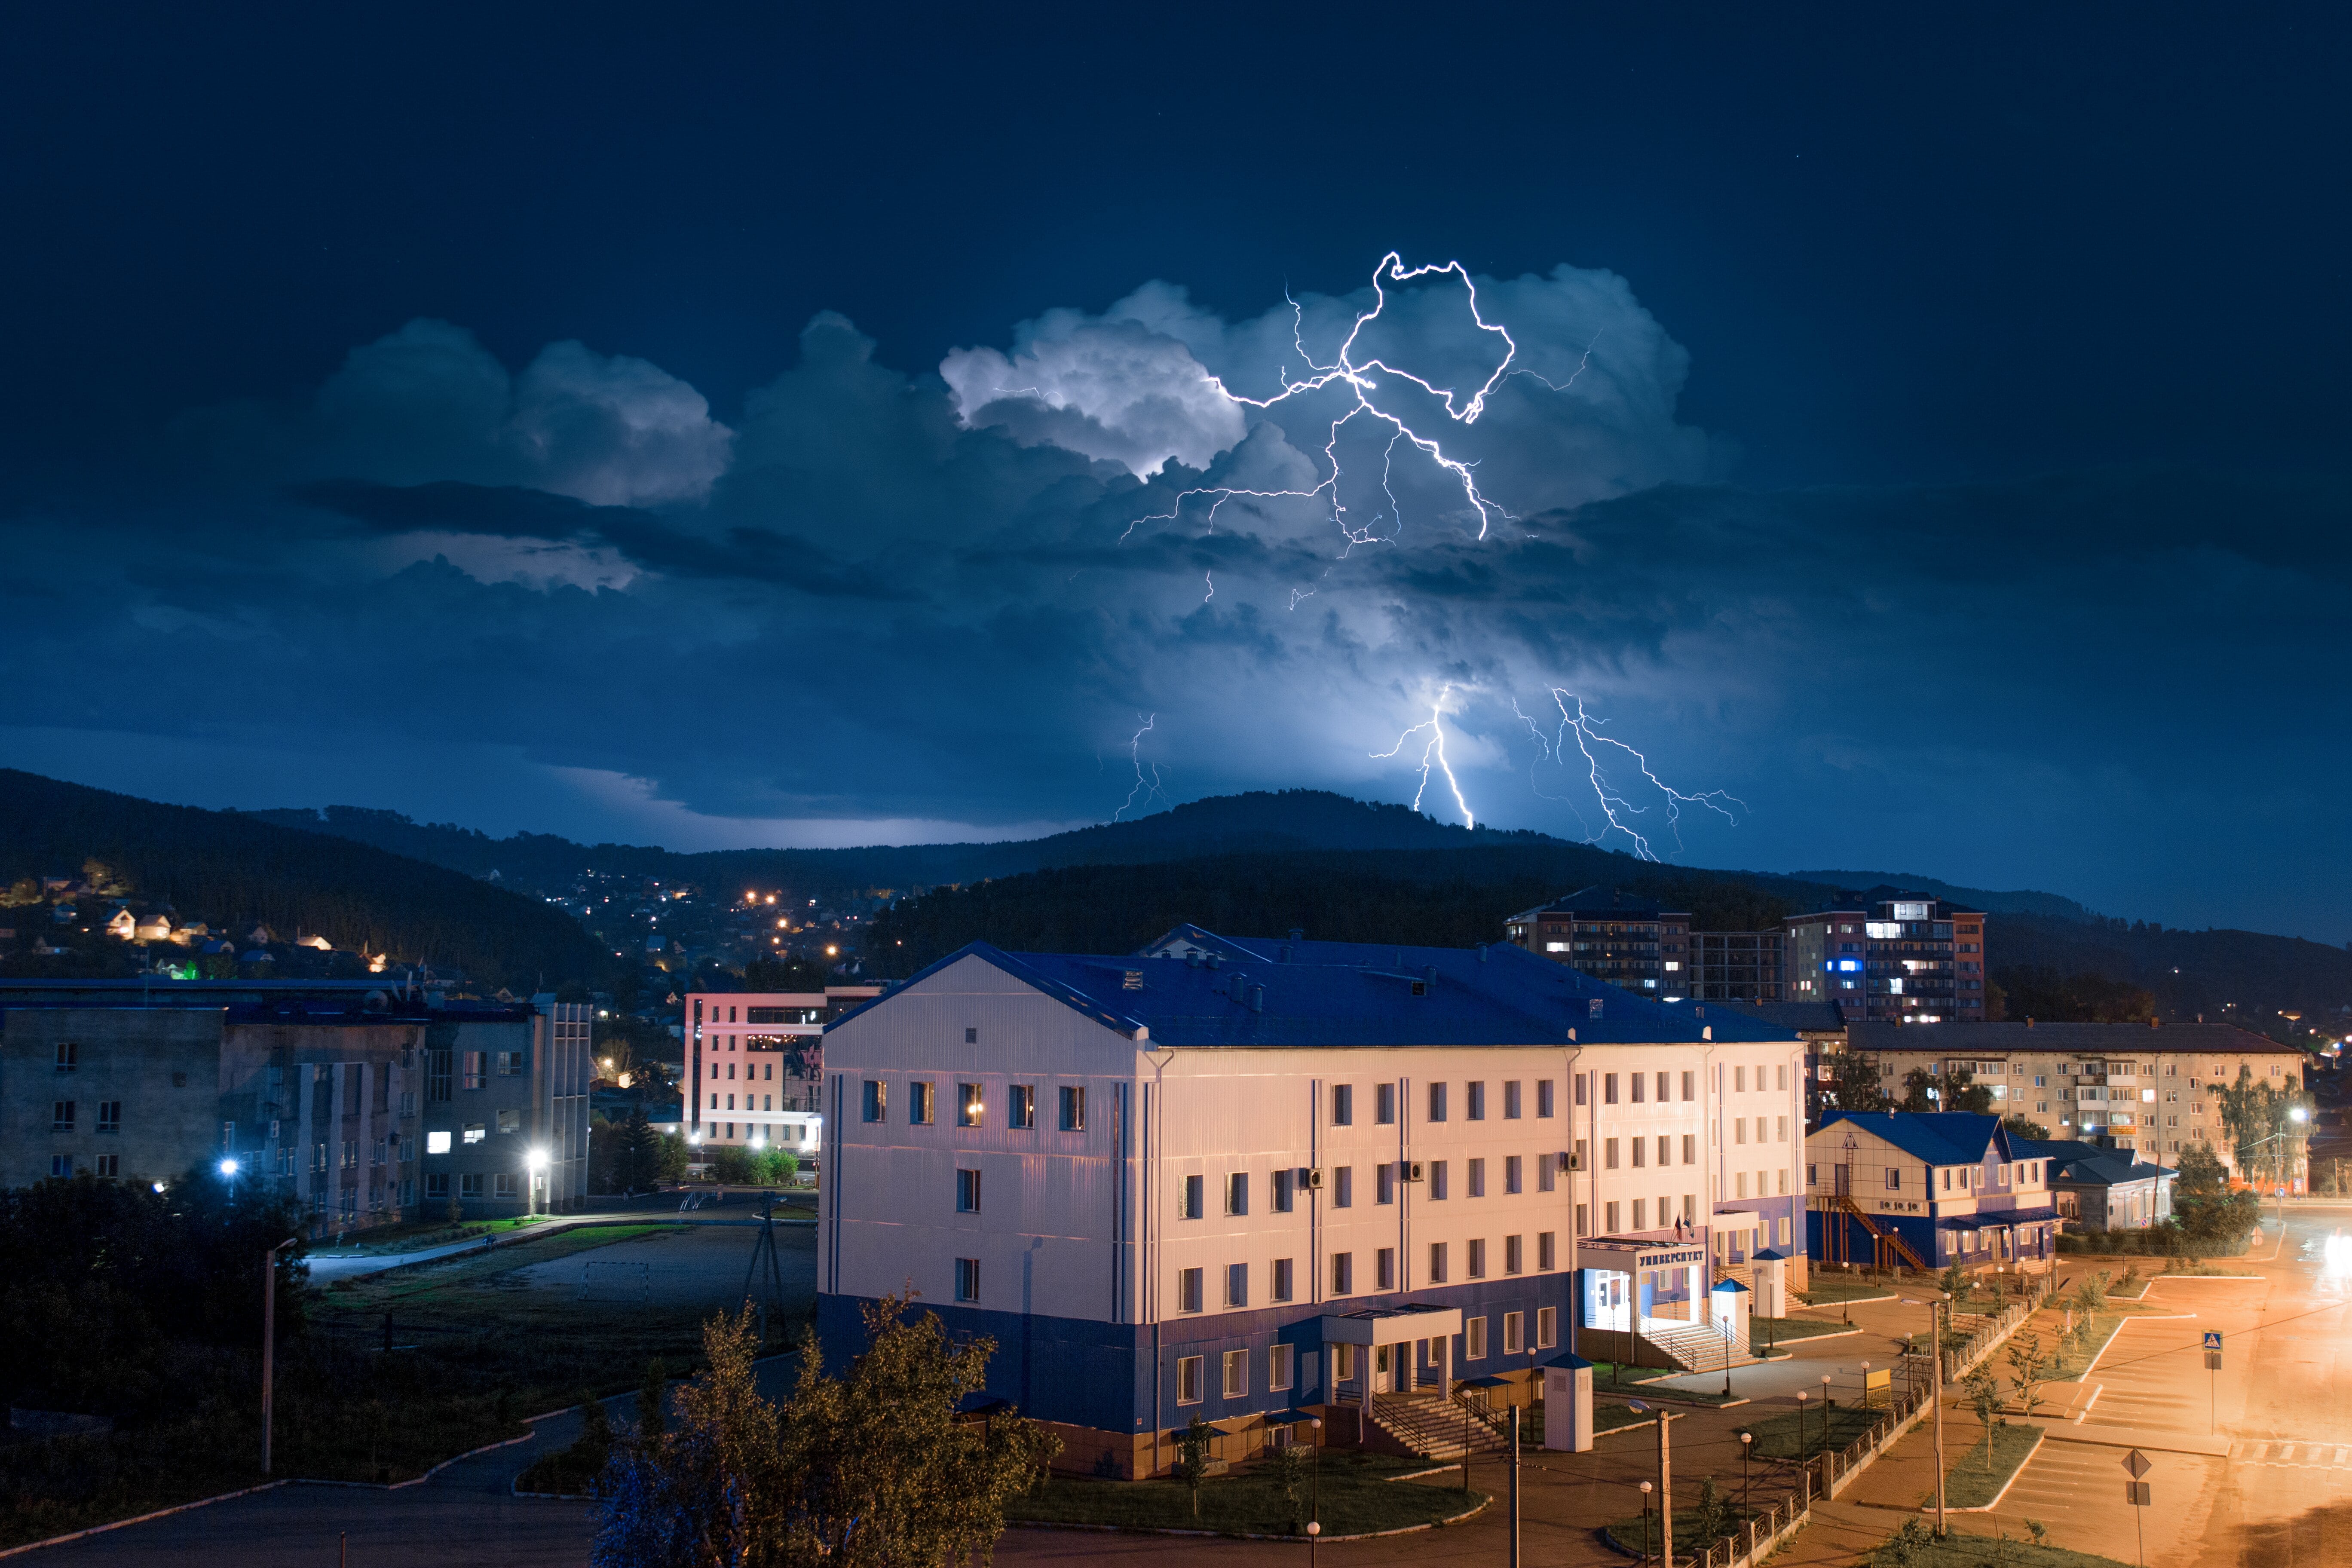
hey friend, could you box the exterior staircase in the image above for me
[1364,1393,1511,1462]
[1638,1315,1769,1372]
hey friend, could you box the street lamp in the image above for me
[1309,1416,1323,1562]
[1861,1360,1873,1412]
[260,1235,298,1473]
[1795,1389,1808,1455]
[218,1157,239,1205]
[526,1147,548,1219]
[1902,1295,1949,1537]
[1739,1430,1753,1504]
[1639,1480,1655,1566]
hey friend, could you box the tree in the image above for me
[1993,965,2157,1023]
[1694,1475,1731,1544]
[743,952,833,992]
[1176,1415,1215,1518]
[1900,1066,1990,1115]
[708,1144,756,1184]
[2002,1114,2050,1142]
[752,1147,801,1186]
[2171,1142,2258,1253]
[1824,1050,1888,1113]
[1269,1441,1311,1529]
[637,1357,668,1439]
[612,1107,667,1193]
[596,1298,1058,1567]
[2005,1332,2050,1423]
[2216,1066,2311,1197]
[1960,1365,2003,1470]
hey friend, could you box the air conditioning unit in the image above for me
[1402,1161,1425,1182]
[1302,1167,1324,1190]
[1561,1151,1580,1172]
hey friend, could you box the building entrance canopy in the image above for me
[1320,1303,1464,1349]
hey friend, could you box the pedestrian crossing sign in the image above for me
[2202,1331,2222,1351]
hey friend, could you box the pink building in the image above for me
[684,986,879,1151]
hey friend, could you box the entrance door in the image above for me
[1373,1344,1394,1393]
[1834,1161,1852,1197]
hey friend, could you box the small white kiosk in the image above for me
[1540,1351,1596,1452]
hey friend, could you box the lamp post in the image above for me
[260,1234,297,1473]
[1310,1416,1323,1563]
[526,1147,548,1219]
[1639,1480,1654,1566]
[218,1156,240,1207]
[1903,1294,1948,1537]
[1861,1360,1873,1412]
[1627,1400,1674,1566]
[1795,1389,1808,1456]
[1740,1430,1753,1505]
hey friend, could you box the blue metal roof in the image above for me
[1817,1109,2015,1167]
[835,925,1800,1049]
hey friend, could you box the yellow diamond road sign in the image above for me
[2123,1449,2152,1479]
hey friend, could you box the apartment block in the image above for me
[1503,888,1692,998]
[1685,931,1786,1004]
[1785,889,1987,1023]
[684,985,879,1155]
[1847,1020,2307,1182]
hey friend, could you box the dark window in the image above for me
[1272,1257,1294,1300]
[1010,1085,1035,1129]
[965,1027,977,1044]
[52,1042,76,1072]
[1603,1074,1618,1105]
[1227,1172,1249,1216]
[1273,1167,1295,1212]
[1538,1079,1556,1118]
[1226,1262,1249,1307]
[1504,1081,1522,1119]
[1059,1085,1086,1131]
[956,1169,981,1212]
[1181,1174,1204,1219]
[427,1050,453,1102]
[955,1258,980,1302]
[909,1081,934,1125]
[51,1100,73,1132]
[1331,1084,1353,1126]
[861,1080,886,1121]
[1428,1082,1448,1122]
[1178,1268,1203,1312]
[1375,1082,1396,1124]
[96,1101,120,1134]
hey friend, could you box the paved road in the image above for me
[306,1191,814,1283]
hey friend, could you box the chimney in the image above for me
[2026,1017,2035,1028]
[1248,985,1264,1014]
[1477,943,1488,963]
[1289,928,1305,942]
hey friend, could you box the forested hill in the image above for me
[248,789,2065,917]
[863,852,2352,1039]
[0,771,608,989]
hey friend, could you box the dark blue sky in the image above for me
[3,4,2346,938]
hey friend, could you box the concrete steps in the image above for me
[1639,1316,1769,1372]
[1365,1394,1511,1462]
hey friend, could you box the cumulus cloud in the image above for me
[941,311,1244,478]
[244,319,735,505]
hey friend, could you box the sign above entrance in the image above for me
[1576,1239,1709,1273]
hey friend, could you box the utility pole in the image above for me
[1930,1294,1948,1537]
[1657,1406,1675,1567]
[261,1236,296,1474]
[1508,1406,1521,1568]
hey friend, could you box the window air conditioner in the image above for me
[1403,1161,1425,1182]
[1561,1151,1580,1172]
[1302,1167,1324,1190]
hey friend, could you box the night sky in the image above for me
[3,5,2346,938]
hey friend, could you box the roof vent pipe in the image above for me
[1423,965,1436,986]
[1477,943,1488,963]
[1248,985,1264,1013]
[1207,952,1222,971]
[1289,928,1305,942]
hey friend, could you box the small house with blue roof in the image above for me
[1805,1110,2060,1274]
[818,925,1808,1476]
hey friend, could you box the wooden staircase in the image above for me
[1817,1193,1930,1271]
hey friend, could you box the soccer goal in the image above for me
[579,1260,652,1302]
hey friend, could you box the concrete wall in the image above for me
[0,1007,226,1187]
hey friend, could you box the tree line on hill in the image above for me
[0,770,612,991]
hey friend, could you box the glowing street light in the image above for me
[218,1157,239,1178]
[526,1147,549,1219]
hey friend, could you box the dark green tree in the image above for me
[2002,1114,2050,1142]
[1824,1050,1888,1113]
[2171,1141,2258,1252]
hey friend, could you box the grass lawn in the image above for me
[0,1220,738,1548]
[1602,1504,1758,1559]
[1861,1525,2137,1567]
[1799,1277,1900,1305]
[1944,1422,2043,1508]
[2043,1313,2128,1381]
[1004,1451,1483,1537]
[309,1213,566,1256]
[1736,1403,1884,1460]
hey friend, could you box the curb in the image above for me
[0,1482,291,1560]
[1008,1495,1489,1543]
[1936,1426,2046,1513]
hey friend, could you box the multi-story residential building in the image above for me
[1847,1020,2308,1185]
[417,998,593,1220]
[816,925,1803,1477]
[1784,890,1988,1022]
[1503,888,1691,998]
[683,985,879,1153]
[1806,1111,2060,1273]
[1685,931,1786,1004]
[0,979,591,1230]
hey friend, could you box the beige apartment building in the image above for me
[1848,1020,2309,1185]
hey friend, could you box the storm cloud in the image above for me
[3,260,2346,937]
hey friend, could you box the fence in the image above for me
[1685,1476,1815,1568]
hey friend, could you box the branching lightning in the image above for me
[1124,253,1531,553]
[1520,689,1747,861]
[1370,685,1474,828]
[1115,714,1169,821]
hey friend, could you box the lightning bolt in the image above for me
[1123,253,1535,554]
[1528,689,1747,861]
[1114,714,1168,821]
[1371,684,1474,828]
